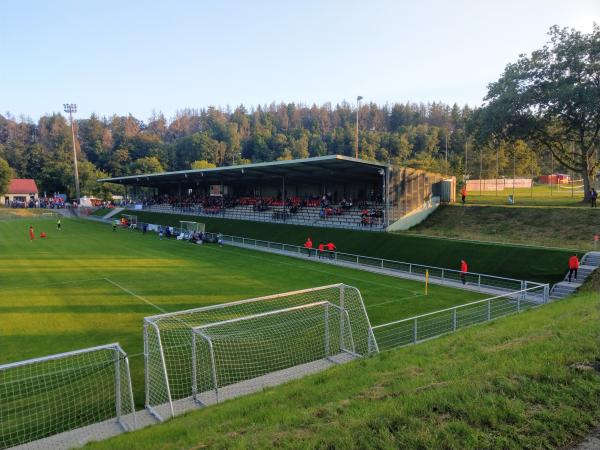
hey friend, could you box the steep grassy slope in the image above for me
[126,210,570,283]
[89,289,600,449]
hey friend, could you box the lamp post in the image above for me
[63,103,80,205]
[355,96,363,159]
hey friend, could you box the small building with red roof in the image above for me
[3,179,39,205]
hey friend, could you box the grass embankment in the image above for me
[0,218,480,408]
[410,204,600,251]
[125,210,570,283]
[467,185,586,207]
[90,289,600,450]
[90,207,112,217]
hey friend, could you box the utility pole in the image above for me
[355,96,363,159]
[63,104,80,205]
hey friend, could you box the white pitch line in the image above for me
[104,277,167,314]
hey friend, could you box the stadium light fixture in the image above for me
[63,103,81,205]
[356,96,363,159]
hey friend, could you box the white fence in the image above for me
[0,343,136,449]
[372,284,548,351]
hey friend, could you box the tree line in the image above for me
[1,24,596,200]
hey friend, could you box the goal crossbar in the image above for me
[191,301,342,332]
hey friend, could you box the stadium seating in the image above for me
[143,201,386,231]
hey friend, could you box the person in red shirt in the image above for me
[29,225,35,241]
[460,186,467,205]
[568,254,580,282]
[326,242,336,259]
[317,242,325,259]
[303,237,313,257]
[460,259,468,285]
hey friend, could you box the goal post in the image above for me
[143,284,378,420]
[120,214,138,229]
[180,221,205,236]
[0,343,136,449]
[191,301,356,404]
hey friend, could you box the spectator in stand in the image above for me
[317,242,325,259]
[460,259,468,284]
[303,237,313,257]
[568,254,579,282]
[460,186,467,205]
[326,241,336,259]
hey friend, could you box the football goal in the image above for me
[180,221,205,237]
[143,284,378,421]
[0,343,136,449]
[121,214,138,229]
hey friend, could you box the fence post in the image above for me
[452,308,457,331]
[413,318,418,344]
[441,268,445,282]
[487,298,492,321]
[478,275,481,291]
[356,255,359,265]
[409,264,412,274]
[381,259,384,269]
[517,295,521,313]
[544,284,550,303]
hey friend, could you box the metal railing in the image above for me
[129,220,548,299]
[372,284,549,351]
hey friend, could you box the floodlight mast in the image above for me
[63,103,81,205]
[355,96,363,159]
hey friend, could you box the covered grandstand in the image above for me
[99,155,454,231]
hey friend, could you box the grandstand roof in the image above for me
[99,155,389,187]
[6,179,38,194]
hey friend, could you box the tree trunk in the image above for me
[581,151,593,201]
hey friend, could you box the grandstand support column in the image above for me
[282,175,286,222]
[385,167,390,228]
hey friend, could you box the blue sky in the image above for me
[1,0,599,121]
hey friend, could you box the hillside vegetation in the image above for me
[125,210,570,283]
[89,288,600,449]
[410,205,600,251]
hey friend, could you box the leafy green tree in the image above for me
[0,157,13,194]
[478,25,600,199]
[130,156,165,175]
[191,160,217,169]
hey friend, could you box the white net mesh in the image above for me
[0,344,136,449]
[180,221,204,235]
[144,284,377,420]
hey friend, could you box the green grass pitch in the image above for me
[0,217,485,408]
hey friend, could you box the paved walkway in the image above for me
[223,239,545,301]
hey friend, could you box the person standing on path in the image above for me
[568,254,579,282]
[303,237,313,257]
[460,259,468,285]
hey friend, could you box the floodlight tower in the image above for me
[63,103,80,205]
[355,96,363,159]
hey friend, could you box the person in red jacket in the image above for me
[317,242,325,259]
[303,237,313,257]
[326,242,336,259]
[460,259,468,285]
[29,225,35,241]
[568,254,580,282]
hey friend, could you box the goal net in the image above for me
[0,344,136,449]
[121,214,138,229]
[143,284,378,421]
[180,221,205,238]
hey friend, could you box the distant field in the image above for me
[0,218,482,407]
[125,209,570,283]
[467,184,586,207]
